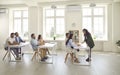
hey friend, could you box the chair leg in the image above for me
[10,51,16,59]
[2,51,8,60]
[64,53,69,63]
[31,52,37,61]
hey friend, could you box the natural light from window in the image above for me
[43,7,65,40]
[82,5,107,41]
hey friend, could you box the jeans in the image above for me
[5,47,20,58]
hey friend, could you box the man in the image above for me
[6,33,20,60]
[15,32,25,55]
[15,32,25,43]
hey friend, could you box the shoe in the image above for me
[86,58,91,62]
[44,56,48,59]
[41,58,45,61]
[74,58,80,63]
[15,57,21,60]
[22,53,24,56]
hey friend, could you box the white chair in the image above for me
[2,47,16,61]
[64,47,74,63]
[31,44,41,61]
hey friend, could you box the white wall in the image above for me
[0,13,9,49]
[0,2,120,52]
[112,2,120,52]
[28,6,39,38]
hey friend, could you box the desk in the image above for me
[8,42,29,62]
[38,42,57,64]
[74,44,91,65]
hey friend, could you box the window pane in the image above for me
[56,9,64,16]
[56,18,65,35]
[93,17,104,39]
[46,9,54,17]
[23,19,28,33]
[23,11,28,17]
[46,18,54,38]
[83,17,92,33]
[83,8,92,16]
[14,11,21,18]
[94,8,104,15]
[14,19,21,33]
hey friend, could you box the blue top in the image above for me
[30,38,39,50]
[15,36,24,43]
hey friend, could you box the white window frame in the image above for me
[13,10,28,40]
[82,5,108,41]
[43,7,65,40]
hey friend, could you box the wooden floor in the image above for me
[0,50,120,75]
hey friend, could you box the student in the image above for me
[65,33,69,42]
[6,33,20,60]
[30,33,45,61]
[15,32,25,43]
[15,32,25,55]
[82,29,95,62]
[66,34,80,63]
[37,35,50,59]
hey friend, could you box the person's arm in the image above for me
[19,37,25,42]
[69,39,77,48]
[81,35,86,44]
[8,41,19,45]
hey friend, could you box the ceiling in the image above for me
[0,0,119,6]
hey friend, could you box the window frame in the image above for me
[82,6,107,41]
[13,10,28,40]
[43,7,65,40]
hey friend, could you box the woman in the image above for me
[66,34,80,63]
[37,35,50,61]
[82,29,95,62]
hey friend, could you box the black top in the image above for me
[84,34,95,48]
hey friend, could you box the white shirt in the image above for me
[8,37,16,44]
[4,37,15,47]
[66,39,78,49]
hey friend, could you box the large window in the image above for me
[43,7,65,40]
[13,10,28,39]
[82,6,107,40]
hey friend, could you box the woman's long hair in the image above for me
[37,35,41,41]
[66,34,73,45]
[83,29,90,36]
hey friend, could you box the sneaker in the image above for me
[41,58,45,62]
[44,56,48,59]
[86,58,91,62]
[15,57,21,60]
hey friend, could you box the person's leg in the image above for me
[11,48,19,58]
[86,47,91,62]
[73,50,80,63]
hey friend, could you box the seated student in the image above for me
[66,34,80,63]
[65,33,74,62]
[37,35,50,59]
[15,32,25,55]
[5,33,21,60]
[30,33,45,61]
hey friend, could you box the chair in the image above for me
[2,48,16,61]
[64,47,74,63]
[31,45,41,61]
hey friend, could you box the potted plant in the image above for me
[116,40,120,48]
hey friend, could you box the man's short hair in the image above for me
[31,33,35,38]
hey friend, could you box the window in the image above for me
[82,6,107,40]
[43,7,65,40]
[13,10,28,39]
